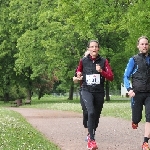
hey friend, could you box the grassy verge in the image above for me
[0,107,60,150]
[2,95,145,122]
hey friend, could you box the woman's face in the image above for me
[88,42,99,58]
[137,38,149,54]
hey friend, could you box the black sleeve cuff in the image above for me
[127,87,133,92]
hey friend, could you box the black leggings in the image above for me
[79,89,88,128]
[81,90,104,140]
[131,92,150,124]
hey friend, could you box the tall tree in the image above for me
[0,0,21,101]
[52,0,132,99]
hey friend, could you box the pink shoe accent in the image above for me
[87,139,98,150]
[132,122,138,129]
[142,142,150,150]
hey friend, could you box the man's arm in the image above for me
[123,58,135,91]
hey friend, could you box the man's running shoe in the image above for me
[142,142,150,150]
[132,122,138,129]
[87,139,98,150]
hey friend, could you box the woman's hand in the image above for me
[96,64,102,72]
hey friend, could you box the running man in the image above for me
[123,36,150,150]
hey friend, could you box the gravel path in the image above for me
[8,107,145,150]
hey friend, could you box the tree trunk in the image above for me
[3,76,10,102]
[27,89,32,100]
[4,92,9,102]
[38,91,42,100]
[26,67,33,100]
[105,80,110,101]
[38,88,44,100]
[68,84,74,100]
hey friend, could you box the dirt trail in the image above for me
[8,107,145,150]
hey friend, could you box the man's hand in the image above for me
[73,76,83,83]
[78,76,83,80]
[128,90,135,98]
[73,77,79,83]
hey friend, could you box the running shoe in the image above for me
[85,133,90,142]
[142,142,150,150]
[132,122,138,129]
[87,139,98,150]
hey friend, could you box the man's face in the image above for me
[88,42,99,58]
[137,38,149,54]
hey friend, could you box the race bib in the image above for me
[86,74,100,85]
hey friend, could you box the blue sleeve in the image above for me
[146,56,150,65]
[123,58,135,90]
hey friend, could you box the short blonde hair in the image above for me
[137,36,149,45]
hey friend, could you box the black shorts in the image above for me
[131,92,150,123]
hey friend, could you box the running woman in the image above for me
[76,40,114,150]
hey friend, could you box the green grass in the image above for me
[0,95,146,149]
[1,95,145,122]
[6,95,145,122]
[0,107,60,150]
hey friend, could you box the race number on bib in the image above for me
[86,74,100,85]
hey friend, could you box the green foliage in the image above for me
[1,0,150,98]
[8,85,26,100]
[122,1,150,55]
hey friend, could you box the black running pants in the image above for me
[81,90,105,140]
